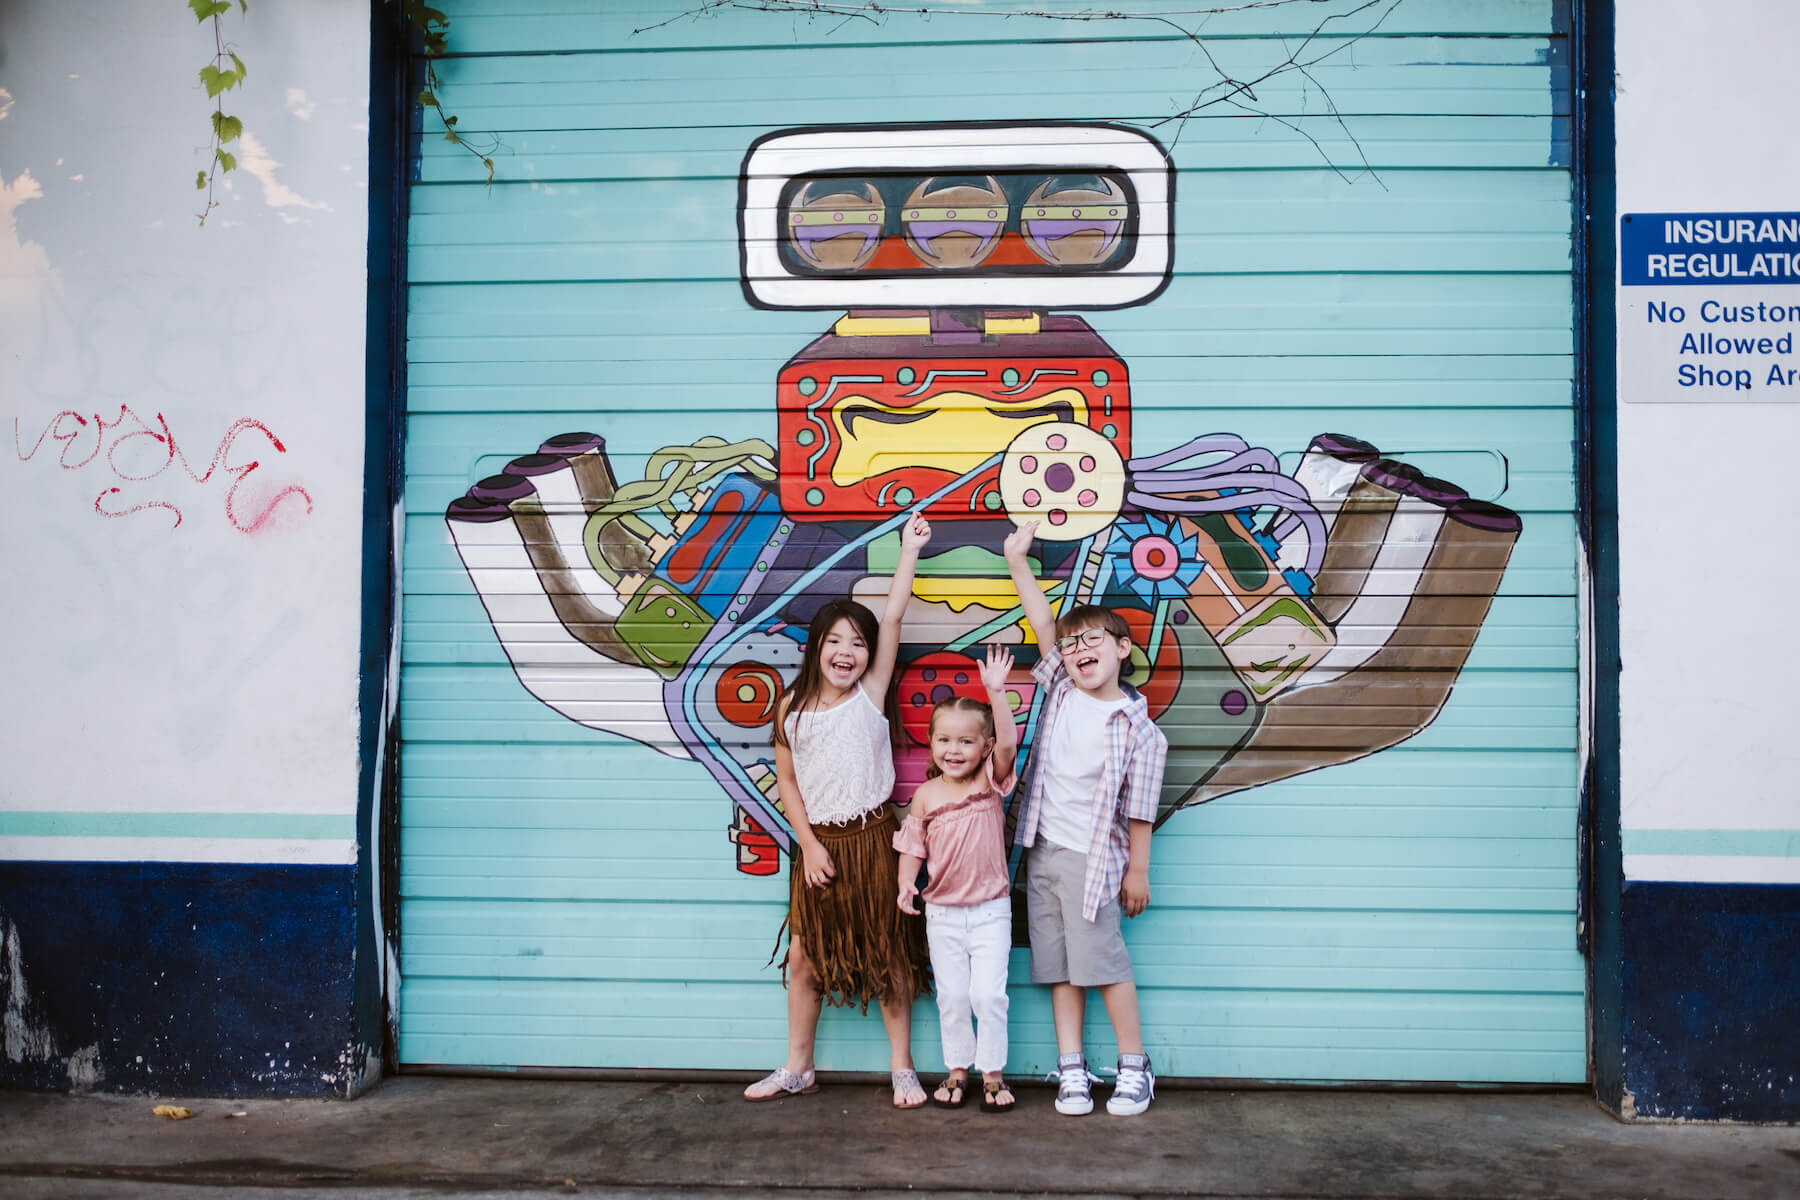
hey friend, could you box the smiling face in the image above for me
[929,705,995,782]
[1055,621,1133,698]
[817,616,871,693]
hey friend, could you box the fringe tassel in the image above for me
[773,807,932,1012]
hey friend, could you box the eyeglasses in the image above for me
[1053,628,1114,654]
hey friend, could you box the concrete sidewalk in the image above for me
[2,1076,1797,1199]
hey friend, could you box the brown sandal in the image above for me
[980,1078,1016,1113]
[932,1075,969,1109]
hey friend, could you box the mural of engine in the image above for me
[444,123,1520,880]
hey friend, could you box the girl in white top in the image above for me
[744,513,934,1109]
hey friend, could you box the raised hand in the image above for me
[1001,517,1038,562]
[900,511,932,551]
[979,643,1014,696]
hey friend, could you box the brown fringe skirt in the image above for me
[775,805,931,1011]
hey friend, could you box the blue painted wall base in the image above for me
[0,863,374,1098]
[1615,881,1800,1123]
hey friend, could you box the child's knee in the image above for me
[935,976,970,1007]
[787,941,814,980]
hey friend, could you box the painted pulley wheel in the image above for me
[998,423,1126,541]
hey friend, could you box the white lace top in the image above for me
[784,686,896,826]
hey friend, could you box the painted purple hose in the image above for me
[1129,434,1249,473]
[1135,445,1282,481]
[1126,487,1296,515]
[1135,464,1303,500]
[1124,431,1328,577]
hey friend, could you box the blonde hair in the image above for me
[924,696,995,779]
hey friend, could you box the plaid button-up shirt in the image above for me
[1013,650,1169,922]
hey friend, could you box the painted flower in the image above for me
[1105,515,1204,605]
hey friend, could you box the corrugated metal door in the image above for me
[400,0,1584,1082]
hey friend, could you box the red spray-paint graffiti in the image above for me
[13,405,313,533]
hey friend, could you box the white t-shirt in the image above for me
[1036,689,1131,852]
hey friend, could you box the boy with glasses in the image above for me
[1001,520,1169,1116]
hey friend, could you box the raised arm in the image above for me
[1001,519,1059,660]
[979,643,1020,783]
[862,512,929,702]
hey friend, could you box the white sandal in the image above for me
[744,1066,818,1101]
[890,1067,927,1109]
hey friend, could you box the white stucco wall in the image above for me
[0,1,370,863]
[1616,0,1800,881]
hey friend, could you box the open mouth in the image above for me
[1074,652,1100,672]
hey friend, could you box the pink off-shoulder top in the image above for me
[893,757,1018,907]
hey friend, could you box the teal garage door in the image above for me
[399,0,1584,1082]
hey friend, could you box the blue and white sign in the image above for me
[1620,211,1800,402]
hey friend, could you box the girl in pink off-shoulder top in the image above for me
[894,644,1021,1113]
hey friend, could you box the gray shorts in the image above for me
[1024,841,1133,987]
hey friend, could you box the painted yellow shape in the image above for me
[910,575,1034,613]
[834,314,931,336]
[828,388,1089,487]
[832,312,1041,336]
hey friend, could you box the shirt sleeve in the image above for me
[892,812,928,859]
[1120,724,1169,824]
[1031,647,1066,688]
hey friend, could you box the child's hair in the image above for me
[923,696,996,779]
[773,598,901,749]
[1053,603,1131,643]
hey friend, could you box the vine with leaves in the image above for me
[191,0,247,226]
[192,0,493,226]
[399,0,497,183]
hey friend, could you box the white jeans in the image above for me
[925,896,1011,1075]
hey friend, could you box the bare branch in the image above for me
[635,0,1403,183]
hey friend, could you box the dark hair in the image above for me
[1053,603,1131,644]
[773,598,901,749]
[923,696,996,779]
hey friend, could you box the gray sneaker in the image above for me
[1107,1052,1155,1115]
[1052,1051,1098,1115]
